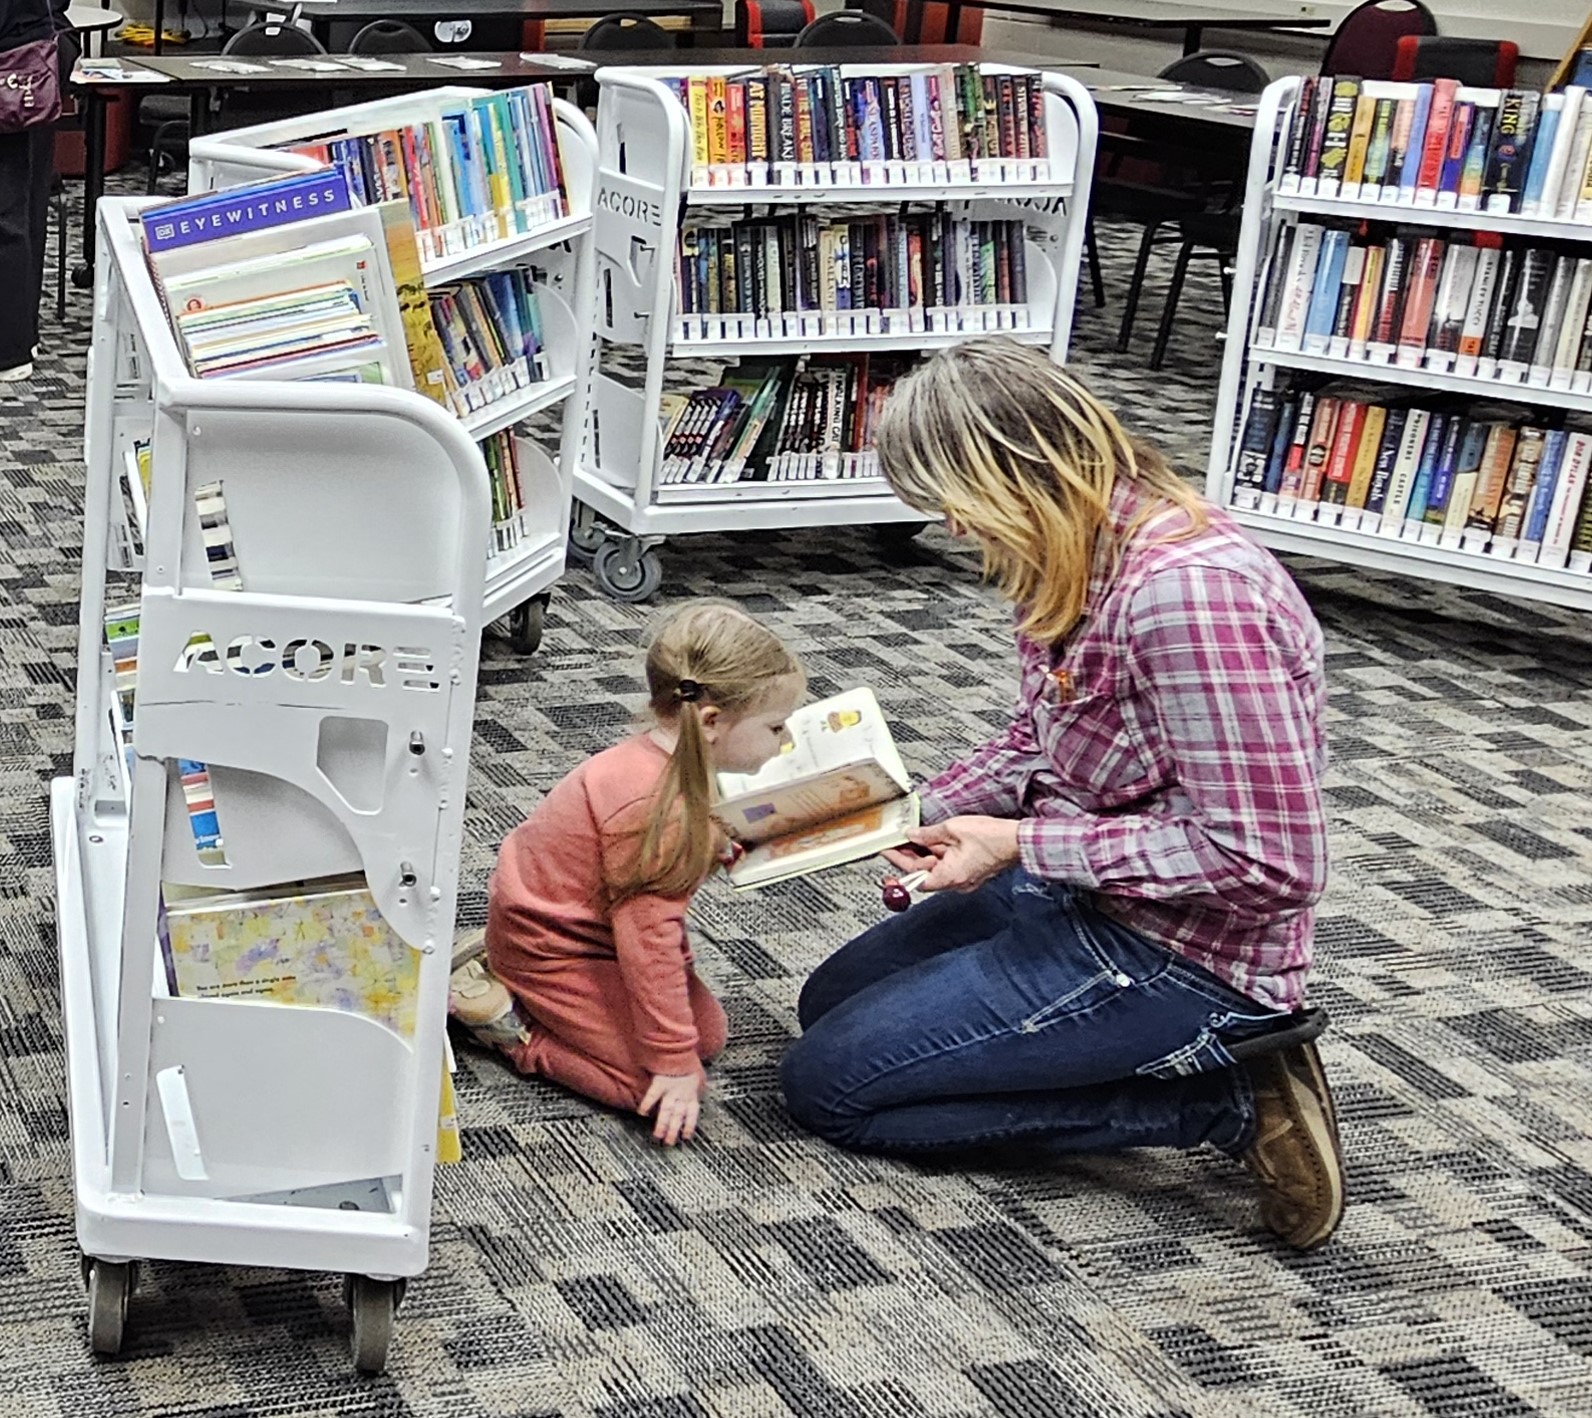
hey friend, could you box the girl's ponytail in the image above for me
[611,601,801,904]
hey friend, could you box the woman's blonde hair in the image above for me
[875,337,1207,643]
[613,598,803,904]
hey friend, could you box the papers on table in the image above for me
[428,55,503,70]
[523,53,597,71]
[190,59,269,73]
[74,59,168,83]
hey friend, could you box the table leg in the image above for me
[943,0,963,41]
[72,90,106,289]
[154,0,165,54]
[906,0,925,43]
[1183,23,1202,55]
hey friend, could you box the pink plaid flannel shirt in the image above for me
[918,486,1328,1011]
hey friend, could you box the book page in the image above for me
[715,687,909,844]
[728,794,919,890]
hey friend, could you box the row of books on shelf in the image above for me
[1231,379,1592,570]
[677,213,1033,339]
[287,85,569,263]
[1280,76,1592,220]
[482,429,533,550]
[663,65,1052,190]
[1257,221,1592,390]
[656,354,908,495]
[430,272,553,415]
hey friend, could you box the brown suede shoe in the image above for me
[448,957,534,1054]
[1241,1041,1345,1251]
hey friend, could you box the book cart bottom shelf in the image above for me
[1226,506,1592,611]
[52,777,429,1368]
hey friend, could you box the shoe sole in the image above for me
[451,926,488,970]
[1270,1043,1346,1251]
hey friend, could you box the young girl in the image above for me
[450,599,803,1146]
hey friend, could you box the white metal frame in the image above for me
[189,86,600,630]
[571,65,1097,584]
[56,195,489,1351]
[1207,77,1592,612]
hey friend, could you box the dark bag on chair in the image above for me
[0,37,62,133]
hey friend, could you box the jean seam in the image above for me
[823,1021,1022,1119]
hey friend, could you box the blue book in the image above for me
[1521,99,1563,214]
[1397,85,1434,201]
[1524,428,1568,545]
[1405,411,1447,522]
[1437,103,1475,200]
[1264,395,1296,494]
[1303,229,1350,352]
[1421,416,1469,525]
[141,168,353,254]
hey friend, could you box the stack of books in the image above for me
[1281,76,1592,219]
[173,281,383,382]
[677,211,1031,341]
[287,86,569,263]
[664,65,1052,189]
[481,428,529,551]
[430,271,552,416]
[657,353,909,496]
[1257,222,1592,389]
[1232,380,1592,570]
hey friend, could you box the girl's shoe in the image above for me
[448,956,534,1054]
[0,363,33,382]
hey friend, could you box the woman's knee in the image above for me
[778,1031,859,1143]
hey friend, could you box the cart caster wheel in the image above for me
[593,542,663,602]
[347,1275,405,1376]
[567,515,608,568]
[86,1259,135,1356]
[508,593,549,655]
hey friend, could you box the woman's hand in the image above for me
[890,816,1021,893]
[638,1071,703,1145]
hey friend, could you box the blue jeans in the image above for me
[780,870,1284,1156]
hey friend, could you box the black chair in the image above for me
[348,19,430,54]
[1392,35,1519,87]
[735,0,814,48]
[1320,0,1436,80]
[145,21,330,191]
[795,11,900,45]
[1089,50,1267,358]
[578,12,674,48]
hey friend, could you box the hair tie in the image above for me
[676,679,702,703]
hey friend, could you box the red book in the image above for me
[1321,401,1367,503]
[1397,236,1446,358]
[1298,396,1342,502]
[727,80,748,168]
[1415,79,1460,196]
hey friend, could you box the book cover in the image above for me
[1395,236,1446,365]
[1426,243,1479,365]
[1552,256,1592,385]
[1264,393,1298,494]
[1440,419,1493,537]
[1484,90,1540,213]
[1530,255,1577,384]
[1234,387,1282,493]
[1539,430,1592,567]
[1280,77,1317,193]
[1521,428,1568,556]
[1520,92,1564,216]
[1498,249,1555,373]
[162,874,419,1036]
[1456,96,1498,210]
[1275,223,1325,352]
[1364,405,1409,515]
[1492,425,1547,550]
[1395,83,1434,201]
[1342,403,1387,514]
[1455,244,1503,372]
[1413,79,1460,201]
[1255,223,1297,346]
[1434,98,1475,207]
[1298,396,1341,503]
[1329,242,1367,355]
[142,168,353,255]
[1303,229,1351,354]
[1418,415,1468,528]
[1320,401,1367,507]
[1341,93,1379,196]
[1348,242,1385,358]
[1478,246,1522,376]
[1379,406,1432,527]
[1277,391,1317,499]
[1360,87,1404,195]
[1403,410,1448,528]
[1537,87,1585,219]
[1383,90,1418,197]
[1556,99,1592,218]
[1369,234,1411,355]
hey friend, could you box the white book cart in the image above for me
[571,64,1097,601]
[189,85,600,650]
[54,193,490,1373]
[1208,76,1592,612]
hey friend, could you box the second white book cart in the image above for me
[189,84,600,649]
[572,63,1098,601]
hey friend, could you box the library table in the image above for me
[910,0,1329,53]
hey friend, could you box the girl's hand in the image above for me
[639,1071,703,1145]
[907,817,1021,893]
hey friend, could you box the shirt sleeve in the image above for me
[600,813,703,1078]
[1017,565,1328,925]
[918,636,1049,824]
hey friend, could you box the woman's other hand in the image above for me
[897,817,1020,892]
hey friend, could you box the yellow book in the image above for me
[485,99,517,231]
[1342,94,1378,187]
[1344,404,1385,509]
[688,76,710,175]
[707,74,730,166]
[437,1038,461,1164]
[376,201,458,410]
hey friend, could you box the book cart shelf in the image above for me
[571,64,1097,601]
[58,193,490,1372]
[1208,77,1592,611]
[189,86,599,651]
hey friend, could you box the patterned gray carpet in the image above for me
[2,177,1590,1416]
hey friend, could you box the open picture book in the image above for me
[714,687,918,889]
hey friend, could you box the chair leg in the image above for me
[1150,240,1196,372]
[1085,216,1105,309]
[1218,253,1234,313]
[1117,222,1163,353]
[55,191,67,322]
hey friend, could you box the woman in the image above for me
[0,0,71,381]
[779,338,1345,1251]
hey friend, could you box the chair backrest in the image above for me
[1391,35,1519,87]
[736,0,816,48]
[578,12,675,48]
[1319,0,1436,80]
[795,10,900,46]
[348,19,430,54]
[1159,50,1269,95]
[223,20,328,56]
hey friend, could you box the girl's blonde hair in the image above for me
[875,337,1207,643]
[614,599,803,904]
